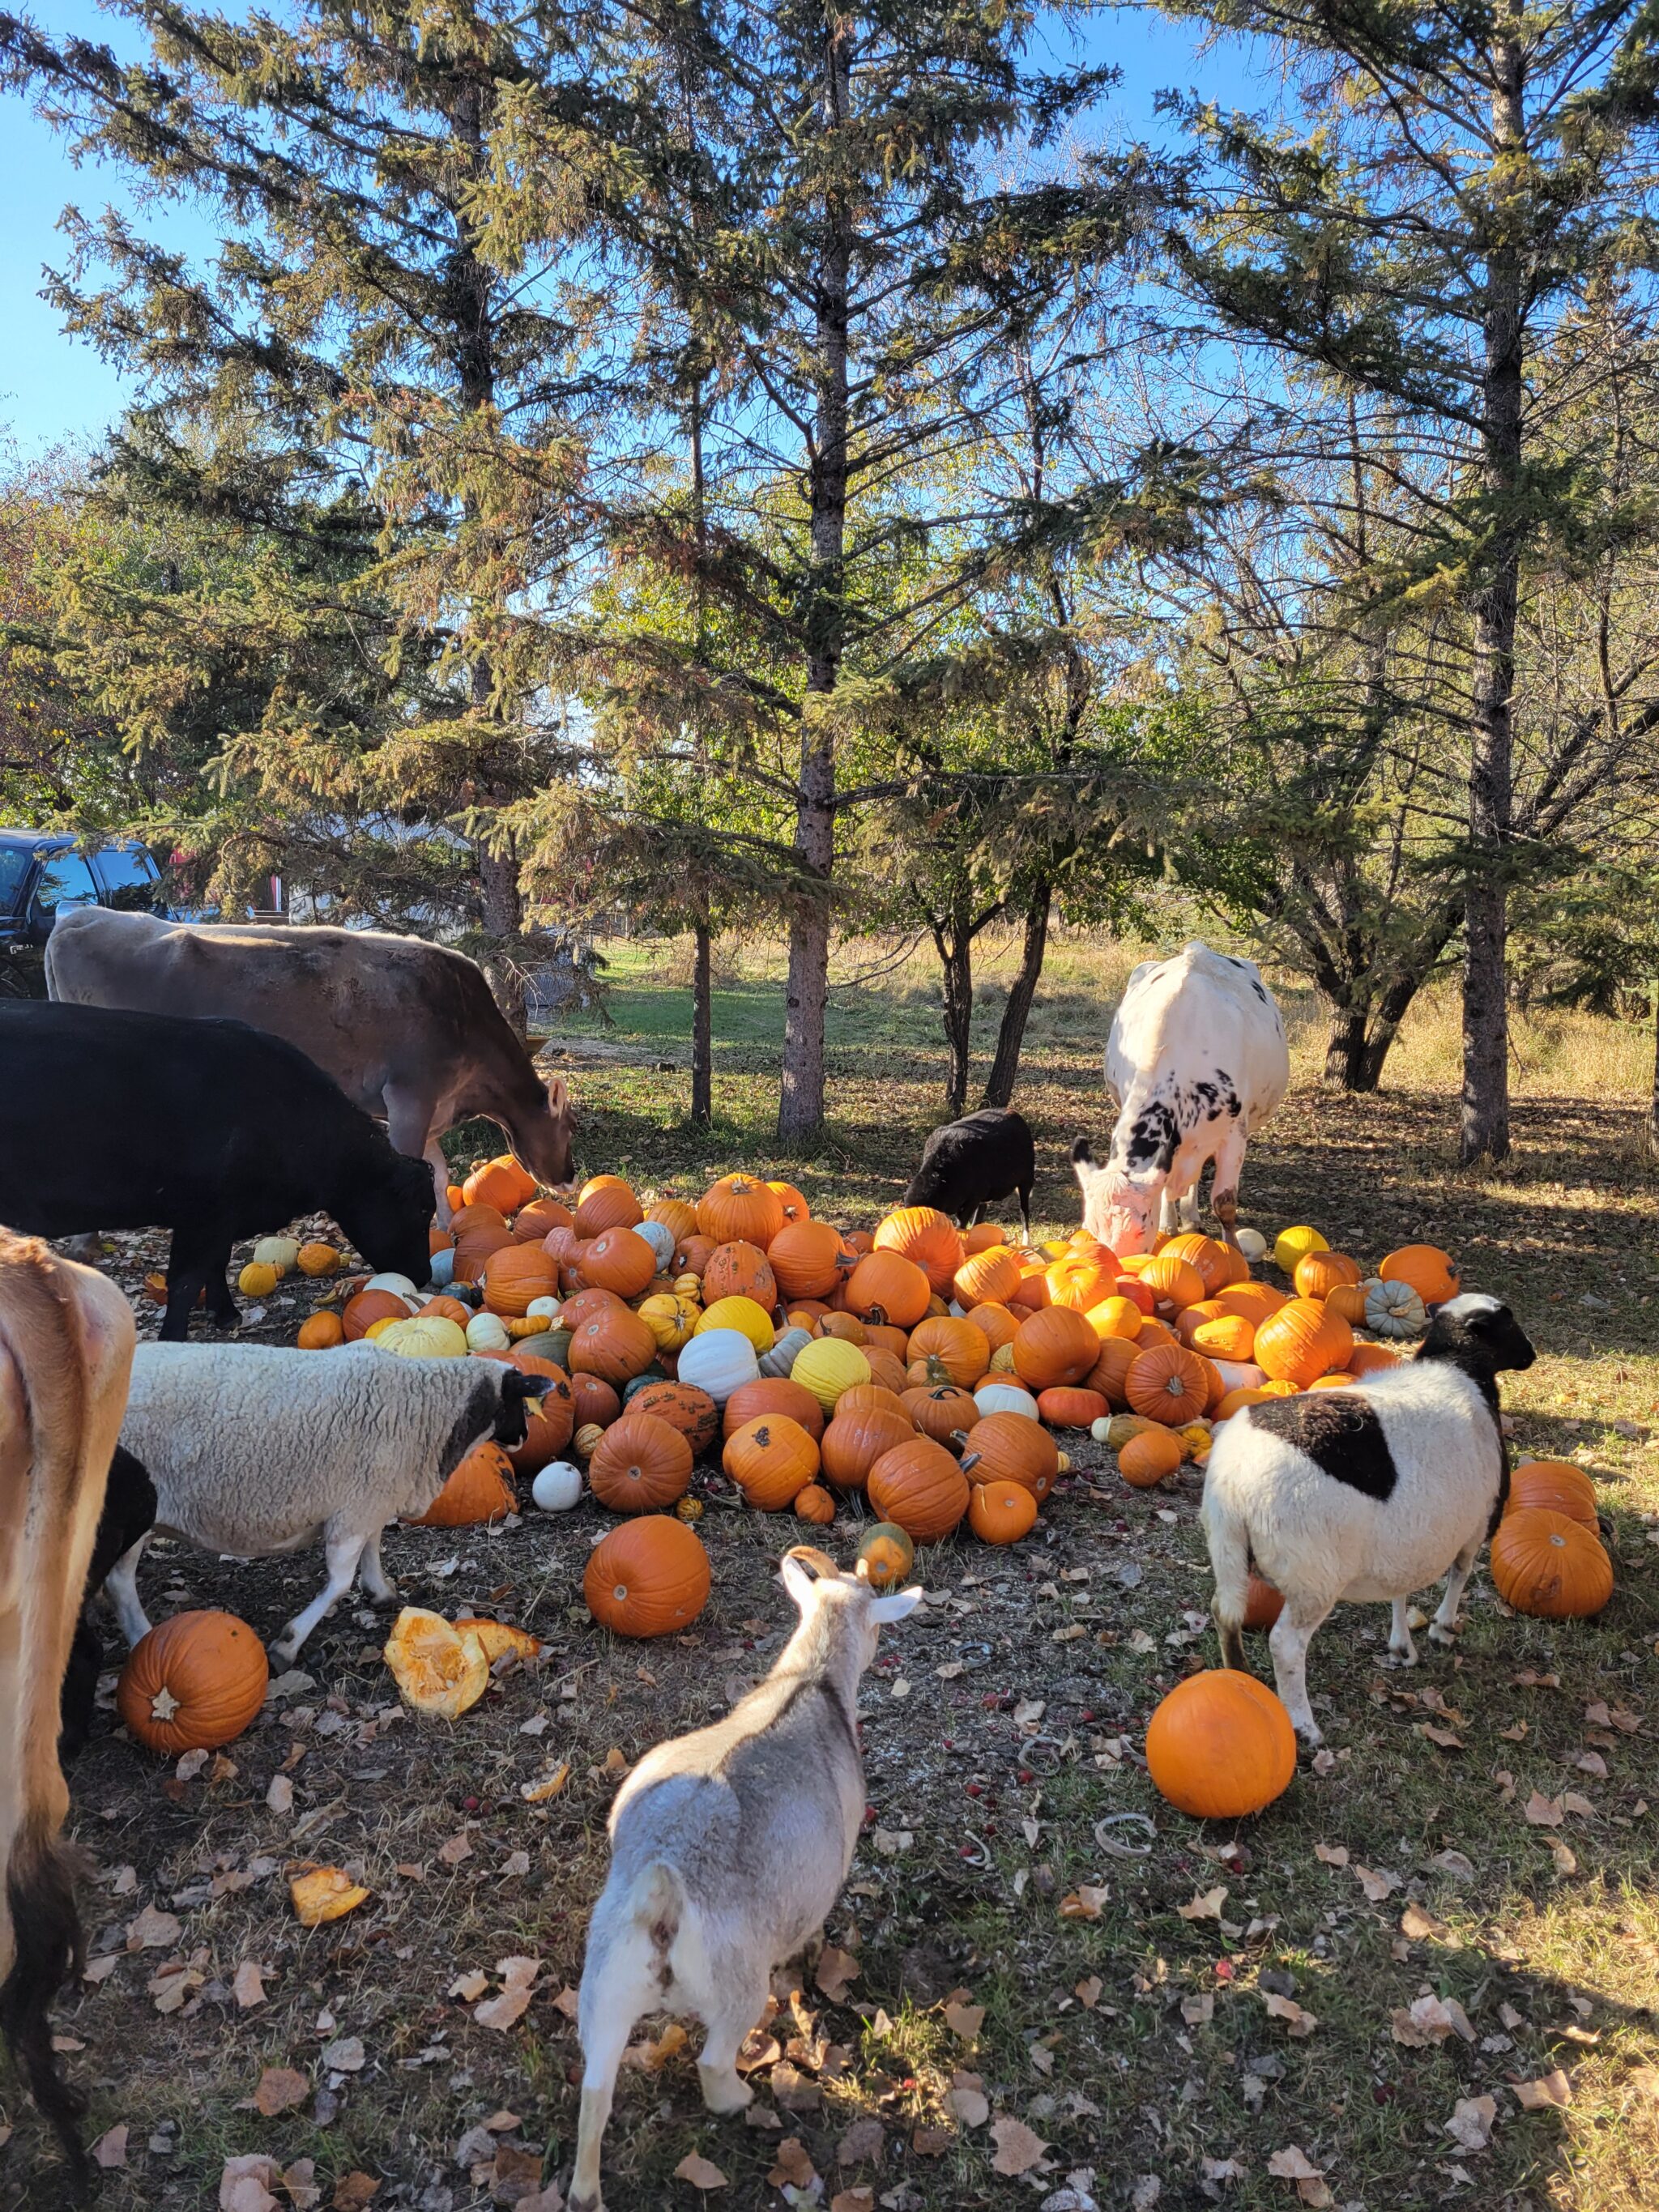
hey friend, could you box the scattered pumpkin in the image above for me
[1159,1232,1250,1296]
[568,1302,659,1386]
[1273,1225,1328,1276]
[1505,1459,1598,1527]
[1124,1341,1210,1426]
[1253,1298,1354,1387]
[290,1865,372,1926]
[702,1240,777,1308]
[954,1246,1023,1307]
[574,1174,644,1238]
[1035,1386,1108,1429]
[581,1226,659,1301]
[1118,1428,1183,1487]
[117,1610,269,1755]
[297,1311,345,1349]
[1380,1243,1460,1306]
[723,1414,821,1510]
[1490,1508,1613,1617]
[906,1315,992,1387]
[570,1374,623,1429]
[584,1515,711,1636]
[237,1261,279,1299]
[1145,1670,1298,1818]
[343,1287,417,1342]
[723,1376,826,1440]
[1012,1305,1100,1390]
[794,1483,836,1526]
[1293,1250,1363,1301]
[902,1384,980,1444]
[382,1608,492,1718]
[770,1220,855,1301]
[857,1522,916,1591]
[968,1479,1039,1545]
[791,1336,872,1413]
[629,1379,721,1457]
[695,1295,775,1352]
[252,1235,301,1276]
[589,1413,694,1514]
[867,1435,970,1542]
[531,1460,584,1511]
[1242,1574,1284,1630]
[820,1404,915,1490]
[873,1205,964,1297]
[1136,1255,1208,1315]
[969,1410,1060,1501]
[845,1249,932,1329]
[408,1441,518,1528]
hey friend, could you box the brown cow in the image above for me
[46,908,574,1221]
[0,1230,135,2184]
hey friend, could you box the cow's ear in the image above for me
[545,1073,567,1110]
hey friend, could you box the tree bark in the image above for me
[983,885,1051,1109]
[691,914,713,1127]
[1649,988,1659,1159]
[934,914,975,1117]
[778,19,851,1147]
[1460,28,1524,1167]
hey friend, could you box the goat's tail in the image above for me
[633,1862,684,1967]
[1204,1486,1252,1643]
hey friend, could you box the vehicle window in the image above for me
[0,848,31,911]
[93,843,160,910]
[32,852,100,917]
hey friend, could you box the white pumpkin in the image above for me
[1090,1416,1113,1444]
[1209,1357,1267,1394]
[974,1381,1041,1421]
[253,1234,301,1276]
[465,1311,513,1353]
[376,1315,469,1359]
[527,1294,561,1322]
[758,1325,812,1379]
[676,1327,761,1405]
[1235,1227,1268,1263]
[1363,1276,1427,1339]
[636,1219,676,1270]
[365,1272,421,1305]
[531,1460,585,1512]
[428,1247,456,1287]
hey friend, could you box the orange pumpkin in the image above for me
[1119,1428,1183,1486]
[702,1240,777,1308]
[454,1223,516,1283]
[906,1316,991,1387]
[817,1311,868,1345]
[574,1174,643,1238]
[1345,1342,1401,1377]
[672,1234,717,1280]
[464,1157,536,1215]
[513,1197,575,1243]
[570,1373,624,1430]
[117,1610,269,1755]
[767,1179,812,1223]
[484,1243,561,1316]
[698,1174,785,1248]
[1175,1298,1228,1345]
[835,1382,909,1419]
[1159,1232,1250,1296]
[409,1441,518,1528]
[723,1414,821,1510]
[1324,1282,1369,1327]
[967,1411,1060,1500]
[473,1349,575,1471]
[1145,1671,1297,1818]
[820,1405,915,1491]
[962,1301,1021,1352]
[646,1196,699,1242]
[297,1311,345,1349]
[1012,1306,1099,1391]
[628,1380,719,1457]
[1213,1282,1286,1325]
[1294,1250,1363,1301]
[1007,1261,1051,1312]
[857,1522,915,1589]
[416,1294,472,1328]
[1506,1459,1598,1528]
[343,1288,412,1340]
[794,1482,836,1525]
[863,1348,910,1395]
[561,1285,628,1332]
[874,1206,964,1297]
[1137,1255,1207,1315]
[1036,1387,1107,1429]
[568,1303,659,1387]
[1380,1244,1460,1306]
[1085,1336,1139,1407]
[867,1436,970,1542]
[1191,1312,1256,1363]
[1490,1509,1613,1617]
[450,1202,509,1238]
[585,1515,710,1636]
[962,1221,1009,1253]
[723,1376,826,1440]
[1254,1298,1354,1387]
[589,1413,693,1513]
[1243,1572,1284,1630]
[954,1247,1022,1307]
[1124,1342,1210,1426]
[1213,1385,1273,1419]
[968,1480,1038,1545]
[843,1230,876,1255]
[581,1226,659,1301]
[845,1250,931,1329]
[902,1384,980,1444]
[863,1321,911,1363]
[769,1219,853,1301]
[1088,1295,1145,1344]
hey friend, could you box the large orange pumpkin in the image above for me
[1294,1250,1363,1302]
[820,1405,915,1490]
[1159,1232,1250,1296]
[702,1240,778,1309]
[646,1196,699,1242]
[1089,1295,1145,1344]
[449,1202,508,1239]
[723,1376,826,1440]
[1490,1509,1613,1617]
[968,1480,1038,1545]
[1045,1251,1119,1313]
[343,1288,413,1340]
[567,1303,659,1387]
[1345,1342,1401,1377]
[861,1348,911,1395]
[454,1223,517,1284]
[513,1197,575,1243]
[629,1379,720,1457]
[954,1247,1023,1308]
[409,1441,518,1527]
[117,1611,269,1755]
[1012,1306,1099,1390]
[874,1206,963,1297]
[561,1285,628,1332]
[581,1226,659,1300]
[1213,1282,1287,1325]
[845,1250,931,1329]
[484,1243,561,1316]
[1137,1255,1207,1315]
[907,1315,991,1387]
[867,1436,970,1542]
[1380,1243,1459,1306]
[963,1301,1021,1352]
[697,1174,785,1247]
[1119,1427,1183,1486]
[472,1348,576,1470]
[1505,1459,1598,1528]
[585,1516,710,1636]
[464,1157,536,1215]
[902,1384,980,1443]
[1036,1387,1108,1430]
[1255,1298,1354,1387]
[1085,1336,1139,1407]
[769,1220,853,1301]
[589,1413,694,1513]
[1145,1671,1298,1818]
[1191,1311,1256,1362]
[723,1414,821,1510]
[1124,1341,1210,1426]
[574,1175,643,1238]
[967,1411,1060,1500]
[766,1178,812,1223]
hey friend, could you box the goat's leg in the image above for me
[1268,1596,1333,1745]
[1430,1540,1479,1646]
[569,2002,634,2212]
[105,1530,155,1647]
[571,1918,655,2212]
[697,1976,764,2116]
[271,1529,367,1665]
[358,1531,397,1604]
[1388,1598,1418,1665]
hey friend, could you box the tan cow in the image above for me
[0,1230,135,2184]
[46,907,574,1221]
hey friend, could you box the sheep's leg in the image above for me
[1430,1541,1479,1646]
[271,1530,367,1664]
[697,1980,764,2116]
[106,1530,154,1648]
[1388,1598,1418,1665]
[358,1531,397,1605]
[1269,1597,1333,1745]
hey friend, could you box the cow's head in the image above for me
[511,1072,575,1187]
[1070,1137,1157,1257]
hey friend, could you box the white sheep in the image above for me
[1202,1294,1536,1743]
[567,1545,922,2212]
[106,1342,537,1663]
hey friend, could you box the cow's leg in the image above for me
[383,1083,449,1227]
[1017,1183,1032,1241]
[162,1230,218,1340]
[1209,1121,1248,1247]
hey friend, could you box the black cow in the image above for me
[903,1108,1035,1240]
[0,1003,435,1340]
[60,1447,157,1762]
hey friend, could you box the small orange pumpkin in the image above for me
[1136,1254,1207,1315]
[968,1479,1038,1545]
[1036,1387,1108,1429]
[589,1413,694,1514]
[117,1611,269,1755]
[343,1288,412,1340]
[574,1174,643,1238]
[906,1315,992,1387]
[1293,1250,1363,1301]
[902,1384,980,1444]
[702,1240,778,1308]
[794,1482,836,1526]
[581,1226,659,1301]
[1191,1313,1256,1363]
[1124,1341,1210,1426]
[297,1311,345,1349]
[769,1220,853,1301]
[1085,1336,1139,1408]
[512,1196,575,1243]
[857,1522,915,1590]
[723,1376,826,1440]
[570,1372,623,1430]
[967,1411,1060,1500]
[953,1247,1022,1307]
[628,1380,719,1458]
[1324,1281,1369,1328]
[1345,1342,1401,1377]
[567,1303,659,1387]
[1243,1572,1284,1630]
[1119,1428,1183,1486]
[585,1515,710,1636]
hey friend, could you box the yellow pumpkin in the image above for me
[639,1294,699,1353]
[237,1261,279,1298]
[694,1295,775,1352]
[791,1336,872,1413]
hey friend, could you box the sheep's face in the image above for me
[1426,1294,1536,1375]
[1070,1140,1154,1256]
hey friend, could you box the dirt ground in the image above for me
[6,972,1659,2212]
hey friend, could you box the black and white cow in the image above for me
[1071,942,1288,1253]
[1201,1294,1537,1742]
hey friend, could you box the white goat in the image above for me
[1203,1295,1536,1743]
[568,1546,922,2212]
[107,1343,536,1663]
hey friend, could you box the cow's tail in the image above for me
[0,1237,94,2187]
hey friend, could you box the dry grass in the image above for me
[6,930,1658,2212]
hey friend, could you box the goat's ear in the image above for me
[868,1584,924,1625]
[780,1550,822,1613]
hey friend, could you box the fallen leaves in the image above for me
[673,2151,728,2189]
[1512,2069,1573,2111]
[941,1998,984,2043]
[1352,1865,1401,1903]
[253,2066,309,2116]
[1524,1790,1564,1828]
[814,1945,859,2003]
[944,2072,989,2128]
[232,1961,268,2010]
[1262,1992,1318,2038]
[988,2114,1048,2176]
[475,1956,540,2032]
[1177,1885,1226,1921]
[91,2123,128,2170]
[1390,1995,1473,2047]
[1399,1903,1452,1943]
[1443,2095,1497,2152]
[1266,2144,1331,2206]
[1059,1884,1109,1920]
[126,1904,181,1951]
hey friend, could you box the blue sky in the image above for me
[0,3,1257,454]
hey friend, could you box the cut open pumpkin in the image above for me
[382,1606,492,1718]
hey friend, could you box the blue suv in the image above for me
[0,831,171,997]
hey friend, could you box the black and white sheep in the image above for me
[107,1345,537,1664]
[1202,1294,1536,1742]
[904,1109,1034,1240]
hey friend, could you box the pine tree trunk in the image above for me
[1461,32,1524,1168]
[778,24,851,1148]
[1648,989,1659,1158]
[691,916,713,1128]
[983,885,1050,1109]
[935,918,975,1117]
